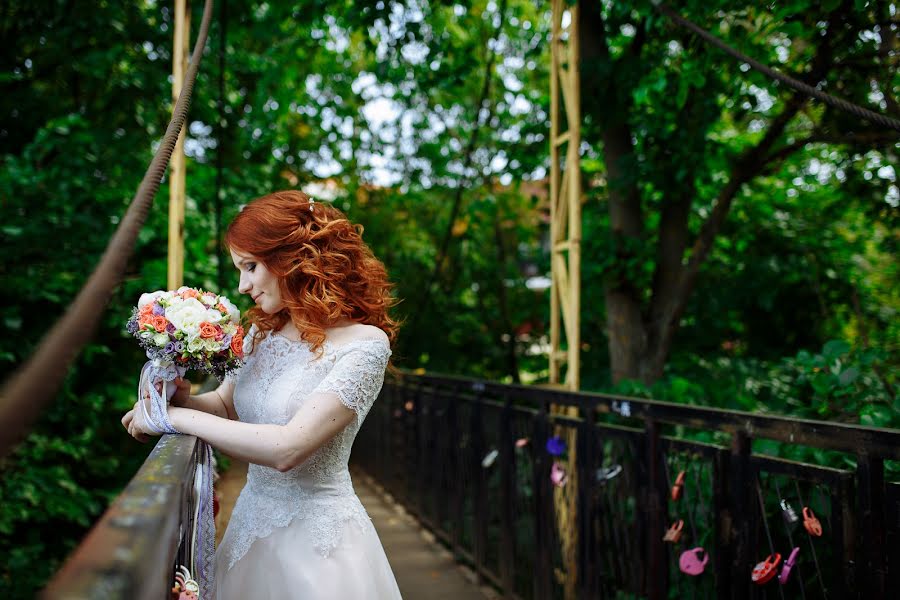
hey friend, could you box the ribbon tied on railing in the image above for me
[137,358,215,600]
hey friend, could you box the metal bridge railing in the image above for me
[354,372,900,600]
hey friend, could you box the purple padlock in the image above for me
[779,547,800,585]
[679,547,709,576]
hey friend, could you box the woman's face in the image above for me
[230,249,285,314]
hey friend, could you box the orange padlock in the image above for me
[803,506,822,537]
[671,470,686,501]
[751,553,782,584]
[662,519,684,543]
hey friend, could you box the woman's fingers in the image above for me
[122,409,134,429]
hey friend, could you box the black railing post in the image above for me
[447,384,463,553]
[471,382,489,579]
[712,447,731,599]
[832,471,855,598]
[532,397,553,599]
[498,390,516,595]
[413,381,427,519]
[857,452,886,599]
[577,399,598,599]
[729,431,751,600]
[643,420,667,600]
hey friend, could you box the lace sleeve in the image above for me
[311,339,392,417]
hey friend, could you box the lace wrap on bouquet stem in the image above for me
[137,358,216,600]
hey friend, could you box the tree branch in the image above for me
[408,0,507,331]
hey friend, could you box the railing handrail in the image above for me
[401,371,900,460]
[41,435,200,600]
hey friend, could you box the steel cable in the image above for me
[0,0,216,459]
[654,2,900,132]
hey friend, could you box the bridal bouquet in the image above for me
[126,286,245,382]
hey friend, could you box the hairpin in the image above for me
[309,197,315,212]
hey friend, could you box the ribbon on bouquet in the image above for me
[138,359,216,600]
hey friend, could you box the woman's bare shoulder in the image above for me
[327,323,389,347]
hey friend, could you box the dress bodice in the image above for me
[218,325,392,572]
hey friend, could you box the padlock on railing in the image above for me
[671,470,686,501]
[171,565,199,600]
[751,553,782,585]
[780,499,799,525]
[679,547,708,576]
[803,506,823,536]
[662,519,684,543]
[779,547,800,585]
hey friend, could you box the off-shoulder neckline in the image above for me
[268,330,389,354]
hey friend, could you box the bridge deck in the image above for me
[215,460,492,599]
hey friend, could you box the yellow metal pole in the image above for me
[549,0,561,386]
[548,3,583,598]
[168,0,189,289]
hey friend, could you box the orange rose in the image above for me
[231,331,244,358]
[216,303,228,315]
[139,303,154,316]
[181,289,200,300]
[139,317,154,330]
[151,315,169,333]
[199,322,219,339]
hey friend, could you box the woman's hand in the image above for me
[169,377,192,407]
[121,400,154,443]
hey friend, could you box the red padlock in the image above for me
[662,519,684,543]
[671,470,686,501]
[802,506,822,537]
[751,553,782,584]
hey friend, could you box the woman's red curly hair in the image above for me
[225,190,400,359]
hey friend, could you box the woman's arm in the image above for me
[164,391,354,471]
[170,378,238,420]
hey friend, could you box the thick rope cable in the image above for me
[653,2,900,132]
[0,0,215,460]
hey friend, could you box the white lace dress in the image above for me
[212,327,402,599]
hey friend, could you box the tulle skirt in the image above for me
[213,515,402,599]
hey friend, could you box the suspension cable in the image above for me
[0,0,216,459]
[653,2,900,132]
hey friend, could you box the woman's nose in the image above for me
[238,275,251,294]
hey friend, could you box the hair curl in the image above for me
[225,190,400,361]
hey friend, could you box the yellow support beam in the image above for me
[549,0,582,392]
[168,0,190,290]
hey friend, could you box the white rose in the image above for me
[205,308,225,323]
[187,337,205,353]
[153,333,170,347]
[202,337,221,352]
[182,323,201,342]
[138,290,166,308]
[219,297,240,324]
[200,294,217,306]
[165,298,208,330]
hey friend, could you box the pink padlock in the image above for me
[779,547,800,585]
[679,547,709,576]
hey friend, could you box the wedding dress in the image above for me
[212,326,402,599]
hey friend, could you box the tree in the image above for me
[579,0,899,384]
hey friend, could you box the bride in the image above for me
[121,190,403,599]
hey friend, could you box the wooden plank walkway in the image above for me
[214,460,493,599]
